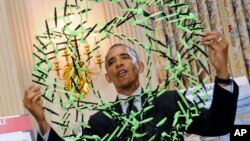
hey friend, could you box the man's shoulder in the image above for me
[88,110,111,129]
[89,103,119,121]
[142,89,179,106]
[147,89,181,113]
[89,109,108,120]
[153,89,179,100]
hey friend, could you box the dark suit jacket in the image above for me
[38,82,239,141]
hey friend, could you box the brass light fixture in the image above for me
[53,41,103,98]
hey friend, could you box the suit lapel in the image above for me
[113,97,123,113]
[140,89,158,137]
[108,98,132,138]
[109,97,123,128]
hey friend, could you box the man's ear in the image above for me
[105,73,112,83]
[138,61,144,73]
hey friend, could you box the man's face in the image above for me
[105,45,144,91]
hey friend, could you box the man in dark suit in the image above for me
[23,31,239,140]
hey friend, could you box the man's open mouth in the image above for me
[117,70,127,77]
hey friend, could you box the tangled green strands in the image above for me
[32,0,210,140]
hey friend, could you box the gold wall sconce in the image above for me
[53,41,103,98]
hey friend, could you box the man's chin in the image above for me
[117,82,131,89]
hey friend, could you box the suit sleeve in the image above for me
[186,81,239,136]
[37,128,64,141]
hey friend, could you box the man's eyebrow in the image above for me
[120,53,131,57]
[107,56,117,65]
[107,57,114,63]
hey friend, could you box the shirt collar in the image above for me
[118,87,142,101]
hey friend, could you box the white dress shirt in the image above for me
[117,87,142,114]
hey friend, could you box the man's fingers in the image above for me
[26,85,41,94]
[201,41,220,51]
[37,98,44,107]
[200,31,228,51]
[200,41,216,46]
[201,31,223,43]
[31,85,41,92]
[201,35,217,42]
[25,85,41,99]
[24,87,42,109]
[31,93,43,103]
[205,45,216,51]
[26,90,42,100]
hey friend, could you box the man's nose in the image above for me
[115,59,124,68]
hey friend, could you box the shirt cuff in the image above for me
[38,127,51,141]
[222,83,234,93]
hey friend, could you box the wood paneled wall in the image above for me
[0,0,25,116]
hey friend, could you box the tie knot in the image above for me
[126,96,138,116]
[128,96,136,104]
